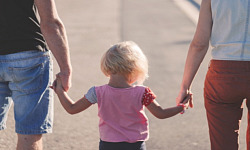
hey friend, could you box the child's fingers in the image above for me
[186,93,193,108]
[189,94,194,108]
[55,74,62,84]
[52,74,65,92]
[181,93,193,109]
[52,79,57,89]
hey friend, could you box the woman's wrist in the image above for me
[180,86,190,93]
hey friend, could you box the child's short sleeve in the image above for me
[142,87,156,106]
[84,86,97,104]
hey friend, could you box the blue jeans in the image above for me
[99,140,146,150]
[0,50,53,135]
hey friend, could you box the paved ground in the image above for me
[0,0,248,150]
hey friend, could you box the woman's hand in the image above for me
[176,89,193,108]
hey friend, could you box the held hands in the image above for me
[176,89,193,108]
[176,90,193,114]
[56,71,72,92]
[50,74,66,94]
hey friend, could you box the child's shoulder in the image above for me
[94,84,108,89]
[135,85,152,90]
[134,86,155,95]
[134,85,147,90]
[94,84,148,91]
[93,84,153,93]
[86,85,106,93]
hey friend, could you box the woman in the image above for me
[176,0,250,149]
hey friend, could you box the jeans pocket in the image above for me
[9,62,44,94]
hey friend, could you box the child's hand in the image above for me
[50,74,65,94]
[181,92,193,109]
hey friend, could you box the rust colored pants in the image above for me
[204,60,250,150]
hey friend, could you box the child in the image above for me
[52,41,191,150]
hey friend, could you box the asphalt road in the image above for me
[0,0,248,150]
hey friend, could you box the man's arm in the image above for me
[35,0,72,91]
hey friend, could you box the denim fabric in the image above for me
[211,0,250,60]
[0,50,53,135]
[99,140,146,150]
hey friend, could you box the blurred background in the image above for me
[0,0,247,150]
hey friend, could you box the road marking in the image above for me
[173,0,200,25]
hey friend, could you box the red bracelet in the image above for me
[178,103,185,114]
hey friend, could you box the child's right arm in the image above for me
[53,76,92,115]
[146,94,191,119]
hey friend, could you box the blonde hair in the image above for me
[101,41,148,84]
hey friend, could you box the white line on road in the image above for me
[173,0,200,25]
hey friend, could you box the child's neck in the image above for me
[108,74,133,88]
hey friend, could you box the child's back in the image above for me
[86,85,150,143]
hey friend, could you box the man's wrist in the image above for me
[60,68,72,76]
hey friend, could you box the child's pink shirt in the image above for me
[87,84,150,143]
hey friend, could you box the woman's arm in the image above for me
[176,0,213,106]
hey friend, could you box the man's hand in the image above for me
[56,72,72,92]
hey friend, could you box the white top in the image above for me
[211,0,250,60]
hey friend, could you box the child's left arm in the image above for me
[146,94,191,119]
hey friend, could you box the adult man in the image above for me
[0,0,72,149]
